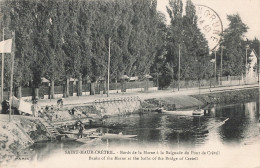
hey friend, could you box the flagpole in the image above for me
[107,37,110,97]
[1,28,4,103]
[9,31,15,122]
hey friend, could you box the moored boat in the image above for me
[88,133,137,140]
[160,109,204,116]
[192,109,204,116]
[161,109,194,116]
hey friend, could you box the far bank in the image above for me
[144,88,259,111]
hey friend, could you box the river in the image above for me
[29,101,259,161]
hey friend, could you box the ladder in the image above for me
[38,118,62,140]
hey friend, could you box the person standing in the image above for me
[78,124,84,138]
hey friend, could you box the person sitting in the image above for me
[57,98,64,108]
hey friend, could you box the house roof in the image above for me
[41,77,50,83]
[249,49,259,58]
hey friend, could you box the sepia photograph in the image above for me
[0,0,259,167]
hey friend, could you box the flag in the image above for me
[0,39,12,53]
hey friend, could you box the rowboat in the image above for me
[101,133,137,140]
[161,109,203,116]
[76,137,102,144]
[62,128,97,135]
[192,109,204,116]
[89,133,137,140]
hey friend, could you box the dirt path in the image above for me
[37,84,259,108]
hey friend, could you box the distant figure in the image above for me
[45,105,49,111]
[1,100,10,114]
[89,120,93,126]
[78,124,84,138]
[101,118,105,125]
[57,98,64,108]
[71,108,76,115]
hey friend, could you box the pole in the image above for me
[258,42,260,115]
[220,46,223,85]
[172,63,174,91]
[214,49,217,86]
[9,31,15,122]
[156,63,159,88]
[245,47,248,84]
[1,28,4,103]
[178,44,180,91]
[107,37,110,97]
[258,42,260,84]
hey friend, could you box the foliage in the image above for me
[0,0,160,89]
[165,0,210,83]
[219,14,249,76]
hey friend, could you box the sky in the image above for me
[157,0,260,40]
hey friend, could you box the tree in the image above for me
[150,11,167,87]
[220,14,249,76]
[166,0,186,84]
[0,0,168,98]
[165,0,209,88]
[182,0,210,81]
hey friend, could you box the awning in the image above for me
[11,96,33,115]
[119,75,129,80]
[41,77,50,83]
[144,74,153,79]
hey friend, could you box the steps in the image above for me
[38,118,62,140]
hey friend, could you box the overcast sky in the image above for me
[157,0,260,40]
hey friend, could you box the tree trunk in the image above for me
[50,80,54,99]
[66,78,70,97]
[63,78,70,98]
[115,77,118,93]
[77,78,82,96]
[63,82,66,98]
[17,86,22,98]
[90,82,95,95]
[103,80,107,94]
[32,87,39,100]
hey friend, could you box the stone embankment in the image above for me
[192,88,259,105]
[144,88,259,110]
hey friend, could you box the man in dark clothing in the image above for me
[71,108,76,115]
[1,100,10,114]
[57,98,64,108]
[78,124,84,138]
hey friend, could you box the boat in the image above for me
[207,118,229,131]
[62,128,97,135]
[196,118,229,134]
[101,133,137,140]
[161,109,194,116]
[155,108,164,113]
[192,109,204,116]
[76,137,101,144]
[88,133,137,140]
[161,109,204,116]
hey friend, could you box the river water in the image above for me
[29,101,259,161]
[102,101,259,148]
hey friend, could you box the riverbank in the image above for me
[192,88,259,105]
[0,115,54,163]
[144,88,259,111]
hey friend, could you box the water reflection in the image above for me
[104,101,259,148]
[219,102,259,144]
